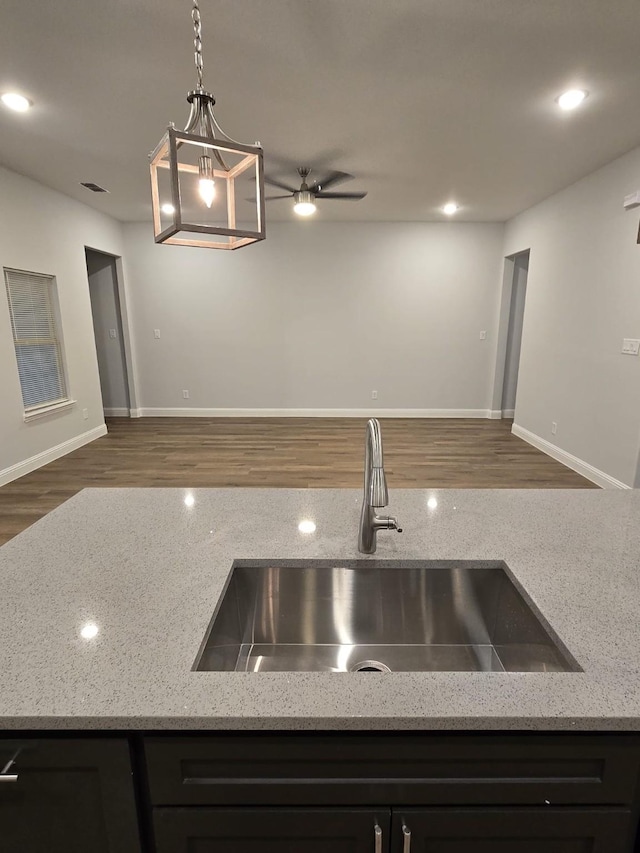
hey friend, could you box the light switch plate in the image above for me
[154,329,161,339]
[109,328,117,339]
[622,338,640,355]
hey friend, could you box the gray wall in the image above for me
[0,165,125,482]
[504,145,640,486]
[86,250,130,414]
[122,221,505,414]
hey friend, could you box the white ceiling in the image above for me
[1,0,640,223]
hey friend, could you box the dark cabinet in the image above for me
[144,734,640,853]
[2,732,640,852]
[0,738,141,853]
[392,808,634,852]
[153,808,390,853]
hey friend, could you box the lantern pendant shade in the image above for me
[150,126,266,250]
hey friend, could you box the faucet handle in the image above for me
[386,515,403,533]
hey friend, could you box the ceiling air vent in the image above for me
[80,182,109,193]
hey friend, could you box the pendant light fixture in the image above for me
[149,0,265,250]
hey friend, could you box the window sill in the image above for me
[24,399,77,422]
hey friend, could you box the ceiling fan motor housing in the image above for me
[294,189,315,206]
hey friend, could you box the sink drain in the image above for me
[350,660,391,673]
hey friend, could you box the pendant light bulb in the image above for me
[199,177,216,208]
[198,154,215,208]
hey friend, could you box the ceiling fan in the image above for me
[262,167,368,216]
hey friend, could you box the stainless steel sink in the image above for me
[194,561,579,673]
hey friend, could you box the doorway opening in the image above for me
[85,248,131,417]
[501,250,529,418]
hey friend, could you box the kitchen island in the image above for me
[1,487,639,730]
[2,487,640,852]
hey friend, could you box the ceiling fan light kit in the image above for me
[149,0,265,250]
[293,190,316,216]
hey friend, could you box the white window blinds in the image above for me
[4,268,68,411]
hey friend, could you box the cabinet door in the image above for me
[154,808,390,853]
[391,808,633,852]
[0,738,141,853]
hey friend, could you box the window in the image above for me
[4,268,70,415]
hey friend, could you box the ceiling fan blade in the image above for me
[315,191,368,200]
[264,176,298,193]
[310,171,353,193]
[245,195,292,202]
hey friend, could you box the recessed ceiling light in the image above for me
[556,89,588,111]
[1,92,32,112]
[80,622,99,640]
[443,202,459,215]
[298,519,316,533]
[161,203,175,215]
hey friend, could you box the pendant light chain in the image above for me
[192,0,204,90]
[187,0,260,147]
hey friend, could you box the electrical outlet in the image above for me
[154,329,161,339]
[109,329,117,339]
[82,408,89,420]
[622,338,640,355]
[479,330,487,340]
[551,422,557,435]
[371,390,378,400]
[182,390,189,399]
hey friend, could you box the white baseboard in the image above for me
[488,410,503,420]
[0,425,108,487]
[103,407,130,417]
[511,424,630,489]
[136,407,496,419]
[129,408,142,418]
[502,409,515,418]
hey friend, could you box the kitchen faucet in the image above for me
[358,418,403,554]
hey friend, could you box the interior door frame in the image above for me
[85,246,139,417]
[489,249,530,420]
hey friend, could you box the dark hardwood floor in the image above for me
[0,417,596,546]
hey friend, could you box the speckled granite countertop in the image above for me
[1,487,640,731]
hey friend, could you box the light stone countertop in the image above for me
[1,487,640,731]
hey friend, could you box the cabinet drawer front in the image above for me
[144,734,640,807]
[0,738,141,853]
[392,808,633,852]
[153,808,390,853]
